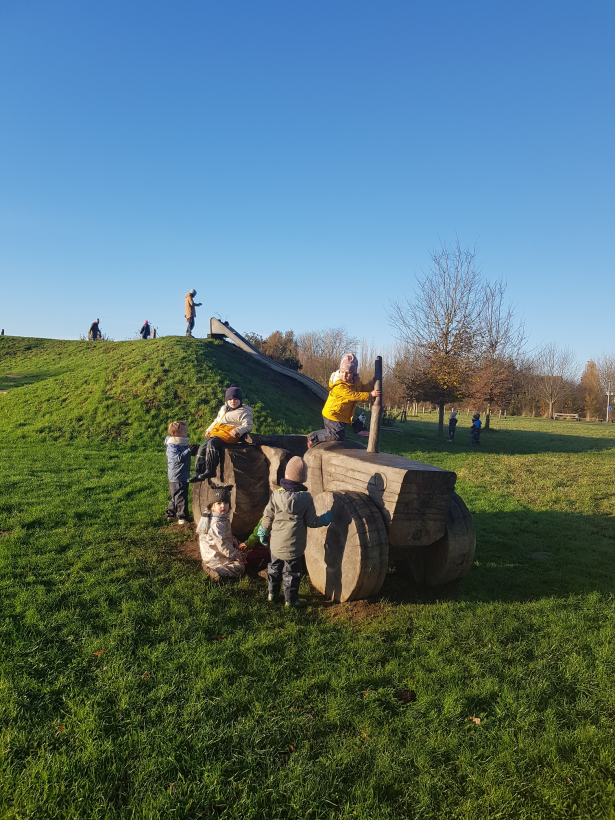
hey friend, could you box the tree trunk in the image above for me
[438,401,445,436]
[484,405,491,430]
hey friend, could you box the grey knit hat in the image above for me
[208,484,233,508]
[285,456,308,484]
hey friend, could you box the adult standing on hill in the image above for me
[185,289,202,337]
[140,320,151,339]
[88,319,101,340]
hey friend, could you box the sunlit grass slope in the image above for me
[0,335,323,442]
[2,341,615,819]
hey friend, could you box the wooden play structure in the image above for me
[192,356,476,601]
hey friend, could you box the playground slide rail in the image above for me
[209,317,329,402]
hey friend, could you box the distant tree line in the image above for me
[247,241,615,434]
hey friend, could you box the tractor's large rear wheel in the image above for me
[305,491,389,602]
[398,492,476,585]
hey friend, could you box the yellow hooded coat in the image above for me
[322,373,373,424]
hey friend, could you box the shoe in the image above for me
[177,518,187,525]
[203,565,221,581]
[267,593,279,603]
[285,598,307,609]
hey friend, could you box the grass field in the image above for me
[1,337,615,819]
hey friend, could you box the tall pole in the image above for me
[607,383,612,424]
[367,356,383,454]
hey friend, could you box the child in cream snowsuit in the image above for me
[192,384,254,481]
[196,484,245,580]
[259,457,333,608]
[307,354,380,446]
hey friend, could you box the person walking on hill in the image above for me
[139,320,151,339]
[185,289,202,337]
[88,319,101,340]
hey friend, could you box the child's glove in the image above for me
[321,509,334,525]
[257,524,269,546]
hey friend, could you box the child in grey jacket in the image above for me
[259,456,333,608]
[164,420,192,524]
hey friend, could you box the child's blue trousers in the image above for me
[267,553,302,603]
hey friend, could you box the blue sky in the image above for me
[1,1,613,369]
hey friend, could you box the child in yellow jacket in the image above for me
[307,354,380,446]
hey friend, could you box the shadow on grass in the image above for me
[160,508,615,614]
[0,372,61,391]
[369,508,615,608]
[381,421,615,457]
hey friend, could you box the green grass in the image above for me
[1,338,615,819]
[0,335,323,442]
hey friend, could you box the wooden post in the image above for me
[367,356,382,454]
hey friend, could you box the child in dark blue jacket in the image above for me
[164,420,193,524]
[470,413,482,446]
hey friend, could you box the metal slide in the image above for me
[209,317,329,401]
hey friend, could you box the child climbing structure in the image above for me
[192,344,476,602]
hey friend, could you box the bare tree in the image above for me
[389,240,483,436]
[297,327,358,386]
[579,360,603,419]
[533,343,578,418]
[596,354,615,420]
[473,279,526,429]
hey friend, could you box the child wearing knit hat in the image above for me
[258,456,333,608]
[196,484,245,581]
[307,353,381,447]
[191,384,254,481]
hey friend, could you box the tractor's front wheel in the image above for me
[398,492,476,585]
[305,491,389,603]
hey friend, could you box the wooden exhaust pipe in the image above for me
[367,356,382,454]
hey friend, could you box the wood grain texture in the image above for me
[367,356,382,454]
[260,445,291,489]
[305,491,389,602]
[192,445,270,541]
[318,449,456,549]
[398,492,476,585]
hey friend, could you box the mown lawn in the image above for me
[1,417,615,819]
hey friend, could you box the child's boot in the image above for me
[267,586,280,603]
[285,598,307,609]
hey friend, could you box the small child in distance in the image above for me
[164,420,193,525]
[258,456,333,609]
[448,410,458,442]
[196,484,245,581]
[470,413,482,446]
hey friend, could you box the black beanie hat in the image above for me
[225,384,243,402]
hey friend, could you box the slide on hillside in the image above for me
[209,317,329,402]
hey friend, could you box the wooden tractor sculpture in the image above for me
[192,359,476,601]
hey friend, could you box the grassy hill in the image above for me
[2,335,615,818]
[0,335,323,442]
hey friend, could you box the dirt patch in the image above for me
[4,374,21,378]
[0,391,9,395]
[162,523,201,562]
[318,597,387,625]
